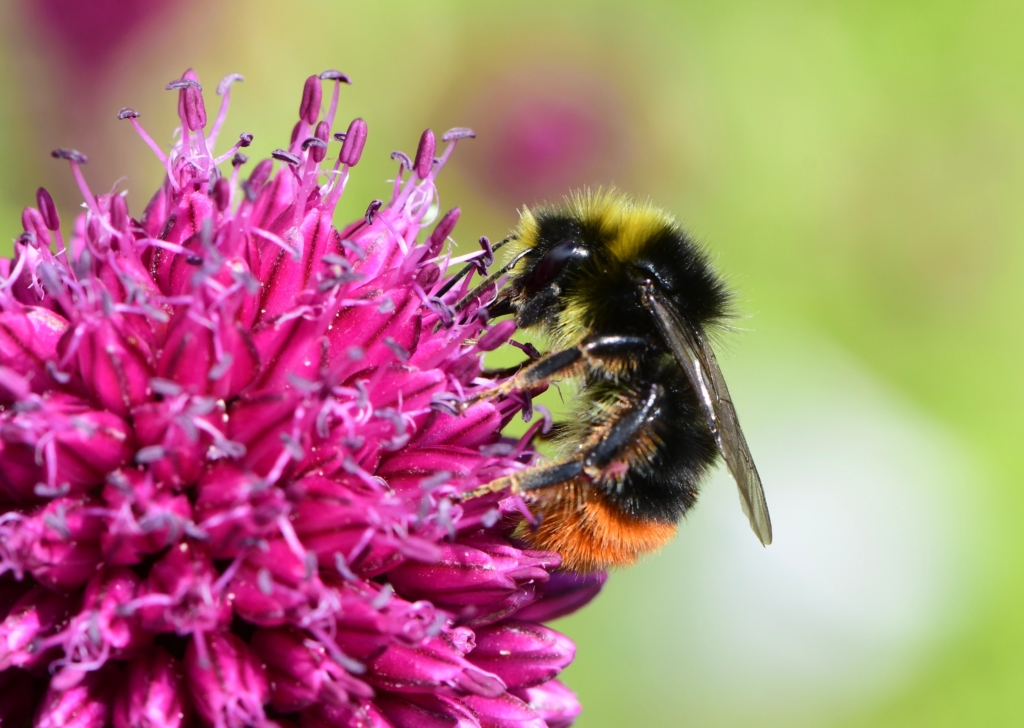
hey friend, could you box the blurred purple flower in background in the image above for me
[26,0,179,75]
[461,68,628,206]
[0,69,602,727]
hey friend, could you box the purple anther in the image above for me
[51,148,88,164]
[238,133,253,148]
[36,187,60,230]
[320,70,352,83]
[299,75,322,125]
[339,118,367,167]
[212,177,231,212]
[390,150,412,171]
[303,137,328,164]
[414,129,436,178]
[365,199,383,224]
[271,149,302,166]
[117,108,140,120]
[442,127,476,142]
[426,207,460,257]
[216,73,244,95]
[333,132,346,142]
[232,152,249,167]
[289,121,302,145]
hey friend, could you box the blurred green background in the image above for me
[0,0,1021,725]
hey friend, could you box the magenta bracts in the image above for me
[0,69,603,728]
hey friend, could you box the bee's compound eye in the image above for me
[526,240,588,292]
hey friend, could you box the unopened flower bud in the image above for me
[515,680,581,728]
[112,648,189,728]
[184,632,269,727]
[36,187,60,230]
[414,128,436,178]
[340,118,368,167]
[426,207,460,258]
[299,74,322,125]
[34,665,119,728]
[468,621,575,689]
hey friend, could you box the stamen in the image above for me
[51,149,103,219]
[414,129,435,179]
[365,200,382,224]
[209,73,244,148]
[442,127,476,141]
[299,75,322,125]
[213,132,254,165]
[434,127,477,177]
[391,150,412,171]
[271,149,301,166]
[50,148,88,164]
[319,69,351,130]
[117,108,171,174]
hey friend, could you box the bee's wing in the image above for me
[641,286,773,545]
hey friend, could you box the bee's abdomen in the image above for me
[517,485,678,572]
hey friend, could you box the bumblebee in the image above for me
[456,190,771,572]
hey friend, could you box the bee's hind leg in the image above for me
[460,333,655,410]
[461,460,585,501]
[463,381,664,501]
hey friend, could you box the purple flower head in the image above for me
[0,70,604,726]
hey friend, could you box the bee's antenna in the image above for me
[435,233,518,298]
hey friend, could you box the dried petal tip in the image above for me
[339,118,368,167]
[216,73,245,95]
[51,148,88,164]
[414,128,436,178]
[427,207,460,257]
[165,78,202,91]
[299,74,322,125]
[442,127,477,142]
[117,108,140,120]
[169,77,207,131]
[319,69,352,83]
[36,187,60,230]
[271,149,302,165]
